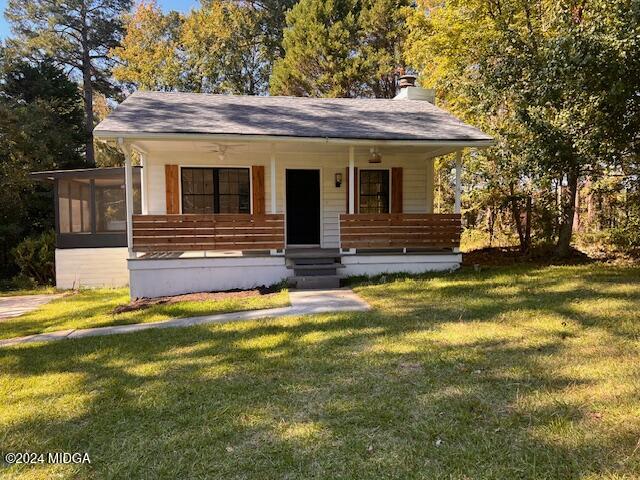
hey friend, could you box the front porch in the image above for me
[126,210,463,297]
[116,139,468,296]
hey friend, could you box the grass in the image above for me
[0,288,290,340]
[1,264,640,479]
[0,286,58,297]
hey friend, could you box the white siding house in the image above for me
[42,76,492,297]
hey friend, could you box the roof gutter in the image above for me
[95,131,495,148]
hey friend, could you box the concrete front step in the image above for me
[285,249,341,259]
[290,263,345,277]
[288,275,341,289]
[290,257,337,265]
[286,263,345,270]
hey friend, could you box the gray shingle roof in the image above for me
[94,91,493,143]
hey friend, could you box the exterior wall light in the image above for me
[335,172,343,187]
[369,148,382,164]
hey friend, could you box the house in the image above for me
[35,76,493,297]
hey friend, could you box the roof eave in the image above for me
[94,130,495,148]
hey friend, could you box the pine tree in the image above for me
[6,0,133,166]
[270,0,411,98]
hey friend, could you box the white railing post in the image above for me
[348,146,355,214]
[343,146,356,254]
[426,157,435,213]
[140,152,149,215]
[119,138,135,258]
[270,144,277,214]
[269,144,280,255]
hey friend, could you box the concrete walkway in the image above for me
[0,294,63,320]
[0,289,370,348]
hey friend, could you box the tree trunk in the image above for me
[585,178,595,229]
[509,183,526,253]
[81,8,95,166]
[573,180,581,232]
[487,205,495,247]
[556,168,579,257]
[82,64,95,166]
[524,195,532,252]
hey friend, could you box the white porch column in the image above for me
[119,138,135,258]
[139,152,149,215]
[454,150,462,214]
[348,146,355,214]
[270,144,277,214]
[426,157,434,214]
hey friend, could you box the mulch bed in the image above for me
[113,285,280,314]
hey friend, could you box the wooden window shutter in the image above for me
[165,164,179,214]
[252,165,265,215]
[391,167,403,213]
[345,167,358,212]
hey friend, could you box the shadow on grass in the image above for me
[1,264,639,479]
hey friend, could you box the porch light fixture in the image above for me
[335,172,343,187]
[368,147,382,164]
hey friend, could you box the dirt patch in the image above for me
[113,285,281,315]
[462,245,593,267]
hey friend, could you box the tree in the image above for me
[0,56,84,278]
[113,0,279,95]
[270,0,411,98]
[111,1,183,91]
[182,0,268,94]
[6,0,133,165]
[405,0,640,257]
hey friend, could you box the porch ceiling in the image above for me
[128,138,466,159]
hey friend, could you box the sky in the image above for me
[0,0,199,41]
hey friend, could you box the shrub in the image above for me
[12,230,55,286]
[610,220,640,251]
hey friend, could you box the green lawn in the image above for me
[0,286,59,297]
[0,288,290,340]
[1,264,640,479]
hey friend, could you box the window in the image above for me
[359,170,389,214]
[181,168,250,214]
[58,179,92,233]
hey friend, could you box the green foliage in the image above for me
[270,0,411,97]
[610,221,640,251]
[6,0,133,164]
[11,230,55,286]
[405,0,640,257]
[0,56,85,279]
[113,0,297,95]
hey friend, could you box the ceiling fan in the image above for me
[203,143,246,162]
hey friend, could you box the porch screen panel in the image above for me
[359,170,390,214]
[58,179,91,233]
[181,167,250,214]
[95,178,127,232]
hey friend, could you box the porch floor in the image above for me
[137,247,456,260]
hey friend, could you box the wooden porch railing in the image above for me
[339,213,462,249]
[132,214,285,252]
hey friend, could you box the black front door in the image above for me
[286,169,320,245]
